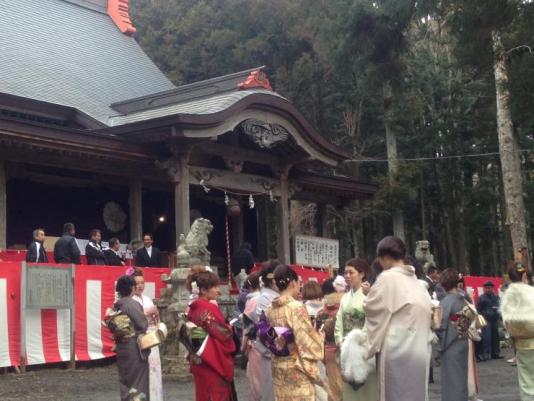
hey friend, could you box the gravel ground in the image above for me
[0,349,520,401]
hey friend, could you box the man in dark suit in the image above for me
[134,233,163,267]
[54,222,81,264]
[26,228,48,263]
[104,237,125,266]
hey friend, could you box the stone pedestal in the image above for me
[157,267,192,380]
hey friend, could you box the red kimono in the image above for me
[187,298,236,401]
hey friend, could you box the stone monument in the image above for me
[156,218,213,379]
[415,240,437,273]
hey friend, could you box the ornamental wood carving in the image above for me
[240,119,289,149]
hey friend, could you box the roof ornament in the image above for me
[108,0,137,35]
[241,119,289,149]
[237,70,273,91]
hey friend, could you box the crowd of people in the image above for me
[103,235,534,401]
[25,223,165,267]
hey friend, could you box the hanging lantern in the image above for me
[226,197,241,217]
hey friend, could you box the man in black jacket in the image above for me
[104,237,125,266]
[54,223,81,264]
[231,242,255,289]
[26,228,48,263]
[85,229,106,265]
[134,233,163,267]
[476,281,502,361]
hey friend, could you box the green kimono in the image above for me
[335,288,377,401]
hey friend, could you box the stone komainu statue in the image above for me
[415,240,436,272]
[176,218,214,265]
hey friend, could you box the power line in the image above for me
[344,149,531,163]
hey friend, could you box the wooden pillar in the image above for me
[277,170,291,264]
[317,203,329,238]
[129,178,143,242]
[174,156,190,240]
[0,161,6,250]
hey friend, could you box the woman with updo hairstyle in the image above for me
[364,236,433,401]
[245,260,280,401]
[266,265,324,401]
[334,257,377,401]
[501,261,534,400]
[186,270,236,401]
[113,275,149,400]
[131,268,163,401]
[436,268,473,401]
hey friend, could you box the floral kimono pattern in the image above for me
[187,298,236,401]
[266,295,324,401]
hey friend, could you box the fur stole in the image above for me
[340,328,376,387]
[501,283,534,323]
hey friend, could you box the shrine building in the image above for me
[0,0,375,268]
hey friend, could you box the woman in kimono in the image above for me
[132,268,163,401]
[113,275,150,400]
[364,236,433,401]
[241,272,263,401]
[437,268,469,401]
[501,262,534,401]
[250,261,280,401]
[316,278,345,401]
[187,270,236,401]
[266,264,324,401]
[334,258,377,401]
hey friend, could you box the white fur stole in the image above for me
[340,328,376,386]
[501,283,534,323]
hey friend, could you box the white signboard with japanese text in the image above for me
[294,235,339,269]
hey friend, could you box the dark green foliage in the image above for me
[130,0,534,274]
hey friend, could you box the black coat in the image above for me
[476,292,501,322]
[135,247,163,267]
[26,241,48,263]
[54,234,81,264]
[231,247,255,276]
[104,249,125,266]
[85,241,107,265]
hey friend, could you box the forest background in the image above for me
[130,0,534,275]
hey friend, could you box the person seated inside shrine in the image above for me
[135,233,163,267]
[85,229,107,265]
[26,228,48,263]
[54,222,81,264]
[104,237,125,266]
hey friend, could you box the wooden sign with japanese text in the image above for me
[294,235,339,269]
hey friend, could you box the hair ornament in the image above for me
[191,281,200,295]
[266,273,274,279]
[125,266,135,276]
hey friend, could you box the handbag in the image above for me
[137,321,168,351]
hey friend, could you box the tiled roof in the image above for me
[109,89,285,126]
[0,0,175,126]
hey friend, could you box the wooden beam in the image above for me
[129,178,143,242]
[0,160,6,250]
[189,166,280,196]
[193,141,281,167]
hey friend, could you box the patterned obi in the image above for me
[257,313,295,357]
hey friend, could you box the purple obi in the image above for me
[256,313,294,356]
